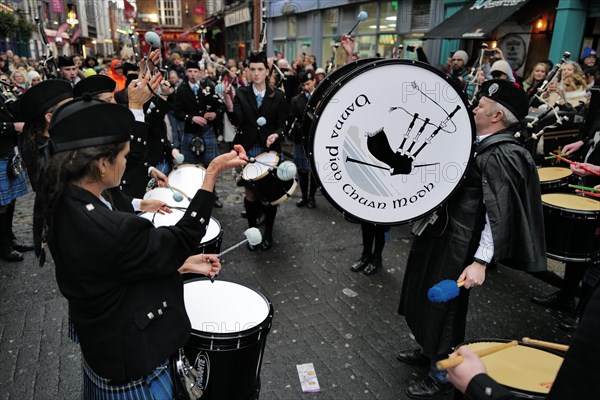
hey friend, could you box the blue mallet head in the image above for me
[357,11,368,21]
[428,280,461,303]
[257,116,266,127]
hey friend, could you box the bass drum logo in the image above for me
[310,60,475,224]
[194,351,210,390]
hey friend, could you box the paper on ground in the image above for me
[297,362,320,393]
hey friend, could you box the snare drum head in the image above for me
[143,187,191,208]
[201,217,222,244]
[139,208,186,227]
[537,167,572,182]
[542,193,600,211]
[184,280,270,333]
[168,164,207,199]
[309,59,475,225]
[242,151,280,181]
[464,341,562,394]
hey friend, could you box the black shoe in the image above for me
[10,238,34,252]
[406,376,453,399]
[247,242,257,252]
[363,257,382,276]
[306,199,316,209]
[559,315,579,332]
[296,199,307,207]
[350,256,370,272]
[531,291,576,312]
[396,348,429,367]
[260,237,272,251]
[0,244,24,262]
[214,198,223,208]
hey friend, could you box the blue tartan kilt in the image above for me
[0,158,28,206]
[83,358,175,400]
[181,126,219,166]
[245,143,267,159]
[293,143,311,171]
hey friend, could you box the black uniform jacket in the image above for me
[174,80,224,135]
[228,85,287,153]
[145,96,174,166]
[48,184,214,381]
[120,120,151,198]
[287,91,309,144]
[0,98,19,157]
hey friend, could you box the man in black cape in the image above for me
[397,80,547,399]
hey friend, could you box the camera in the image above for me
[406,45,416,52]
[484,49,496,57]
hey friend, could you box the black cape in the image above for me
[399,130,546,357]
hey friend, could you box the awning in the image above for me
[425,0,532,39]
[179,17,219,39]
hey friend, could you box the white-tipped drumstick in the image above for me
[347,11,368,37]
[209,228,262,282]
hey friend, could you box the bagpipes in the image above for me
[35,13,59,79]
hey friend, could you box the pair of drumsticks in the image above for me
[547,152,600,198]
[436,338,569,370]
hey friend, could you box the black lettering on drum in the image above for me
[343,184,386,209]
[392,183,434,208]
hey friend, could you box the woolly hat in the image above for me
[453,50,469,64]
[581,47,597,60]
[490,60,512,77]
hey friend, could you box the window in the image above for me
[411,0,430,31]
[86,0,97,27]
[157,0,181,27]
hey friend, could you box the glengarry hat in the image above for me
[19,79,73,121]
[479,79,528,121]
[73,75,116,98]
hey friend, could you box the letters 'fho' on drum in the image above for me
[460,340,563,399]
[306,59,475,225]
[183,279,273,400]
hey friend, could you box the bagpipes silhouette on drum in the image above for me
[345,82,461,175]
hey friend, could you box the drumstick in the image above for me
[436,341,518,370]
[209,228,262,282]
[522,337,569,352]
[347,11,368,37]
[576,189,600,198]
[544,153,567,160]
[569,184,599,193]
[550,153,600,176]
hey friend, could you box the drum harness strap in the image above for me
[171,348,203,399]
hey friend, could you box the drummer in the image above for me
[41,95,247,398]
[396,80,546,399]
[447,276,600,399]
[223,51,288,251]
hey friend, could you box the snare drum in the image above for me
[542,193,600,263]
[459,339,563,399]
[537,167,573,194]
[197,218,223,255]
[242,151,297,205]
[168,164,207,199]
[183,278,273,400]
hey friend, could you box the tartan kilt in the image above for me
[293,143,311,171]
[181,125,219,167]
[0,158,28,206]
[83,358,175,400]
[245,143,266,159]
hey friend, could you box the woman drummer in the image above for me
[223,51,288,251]
[41,96,247,398]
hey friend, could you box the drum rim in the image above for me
[199,217,224,245]
[269,179,298,205]
[184,277,274,338]
[301,58,377,148]
[459,338,563,396]
[307,58,476,226]
[242,151,280,181]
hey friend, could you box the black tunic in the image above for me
[48,184,214,380]
[399,130,546,357]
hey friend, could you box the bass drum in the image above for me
[302,58,375,150]
[307,59,475,225]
